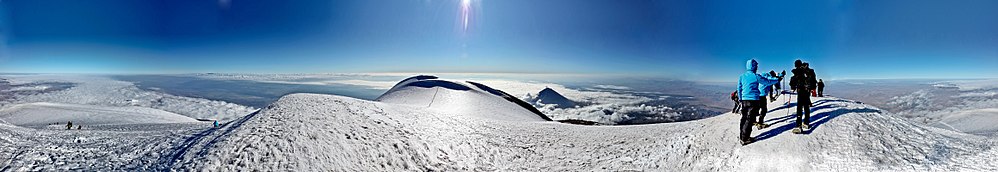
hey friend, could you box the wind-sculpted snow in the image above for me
[165,93,997,171]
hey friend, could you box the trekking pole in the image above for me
[786,89,793,124]
[781,78,786,104]
[784,79,790,105]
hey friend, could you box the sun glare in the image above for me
[461,0,472,34]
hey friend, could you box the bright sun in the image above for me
[461,0,472,33]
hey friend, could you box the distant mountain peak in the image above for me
[532,87,576,108]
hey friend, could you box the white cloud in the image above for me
[475,80,648,105]
[2,85,50,92]
[593,85,630,90]
[255,79,397,90]
[192,73,406,90]
[932,79,998,91]
[957,91,998,98]
[474,79,694,124]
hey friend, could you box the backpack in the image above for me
[791,68,809,90]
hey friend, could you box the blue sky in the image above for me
[0,0,996,81]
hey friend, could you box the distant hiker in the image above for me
[817,79,825,97]
[769,70,781,101]
[737,59,784,145]
[790,60,815,133]
[730,91,740,113]
[77,125,82,130]
[764,70,776,99]
[66,121,73,130]
[213,120,220,128]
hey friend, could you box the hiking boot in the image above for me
[741,138,755,146]
[803,123,811,130]
[756,123,770,129]
[792,125,804,134]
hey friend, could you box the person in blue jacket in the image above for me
[737,59,784,145]
[756,73,775,129]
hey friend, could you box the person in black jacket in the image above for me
[803,63,817,97]
[817,79,825,97]
[730,91,740,113]
[790,60,813,131]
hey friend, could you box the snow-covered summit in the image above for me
[375,75,551,121]
[525,87,577,108]
[162,92,997,171]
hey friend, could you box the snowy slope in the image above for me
[3,77,998,171]
[165,91,997,171]
[935,108,998,136]
[0,102,197,127]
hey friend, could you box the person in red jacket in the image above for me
[730,91,740,113]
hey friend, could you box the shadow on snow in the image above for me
[754,99,880,142]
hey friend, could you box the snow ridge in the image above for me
[375,75,551,122]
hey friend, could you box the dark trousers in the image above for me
[818,88,824,97]
[731,100,740,113]
[756,98,768,123]
[739,100,763,141]
[796,89,812,127]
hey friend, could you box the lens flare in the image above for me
[461,0,472,34]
